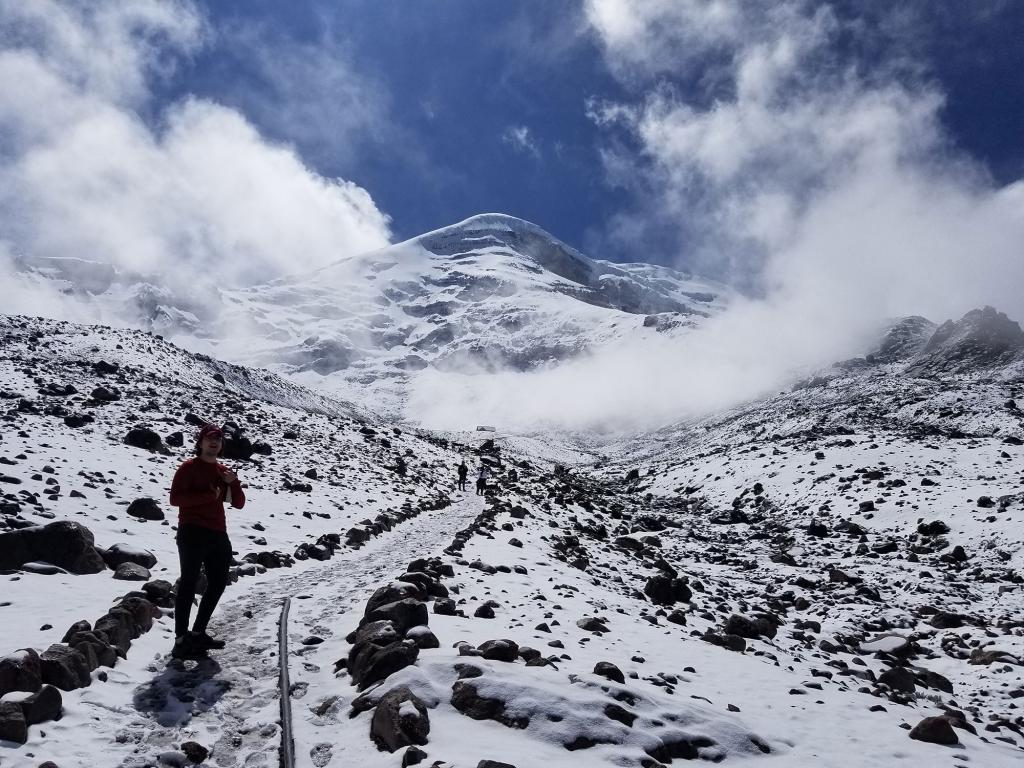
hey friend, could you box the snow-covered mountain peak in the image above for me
[411,212,597,285]
[909,306,1024,375]
[202,214,732,414]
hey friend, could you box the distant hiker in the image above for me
[168,424,246,660]
[507,467,518,483]
[395,455,407,476]
[476,463,490,495]
[457,460,468,491]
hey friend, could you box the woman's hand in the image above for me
[221,468,238,484]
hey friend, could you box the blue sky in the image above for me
[160,0,1024,264]
[167,1,629,253]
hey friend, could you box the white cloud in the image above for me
[0,0,205,106]
[583,1,1024,303]
[502,125,542,159]
[211,20,395,170]
[0,0,391,315]
[584,0,746,78]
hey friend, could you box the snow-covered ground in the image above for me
[2,307,1023,768]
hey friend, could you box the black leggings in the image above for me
[175,524,233,637]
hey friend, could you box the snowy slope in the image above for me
[1,309,1023,768]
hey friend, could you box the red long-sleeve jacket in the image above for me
[169,458,245,532]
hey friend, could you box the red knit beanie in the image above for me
[197,424,224,442]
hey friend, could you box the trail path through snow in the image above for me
[27,491,483,768]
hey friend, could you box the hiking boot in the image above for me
[191,631,226,650]
[170,633,208,661]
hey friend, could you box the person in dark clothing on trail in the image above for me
[476,463,490,495]
[457,460,468,491]
[169,424,246,660]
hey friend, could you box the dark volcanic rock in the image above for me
[929,611,967,629]
[879,666,916,694]
[478,639,519,662]
[0,521,106,574]
[65,630,118,670]
[19,684,63,725]
[126,498,164,521]
[39,644,91,691]
[370,687,430,752]
[90,385,120,402]
[724,613,779,640]
[909,716,958,745]
[643,575,692,605]
[365,582,425,616]
[917,520,950,536]
[113,562,151,581]
[364,599,428,636]
[124,427,163,452]
[0,701,28,744]
[451,680,528,729]
[702,630,746,653]
[433,598,457,616]
[0,648,42,696]
[102,543,157,569]
[593,661,625,684]
[181,741,209,763]
[349,640,420,691]
[576,617,609,633]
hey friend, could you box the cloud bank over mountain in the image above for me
[583,0,1024,314]
[0,0,391,315]
[408,1,1024,432]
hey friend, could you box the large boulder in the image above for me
[723,613,779,640]
[593,661,625,684]
[909,716,958,745]
[222,432,254,461]
[116,596,159,634]
[0,649,42,696]
[349,640,420,691]
[450,681,528,729]
[0,521,105,574]
[643,575,692,605]
[126,498,164,522]
[93,611,135,654]
[364,599,428,636]
[929,611,967,629]
[113,562,151,581]
[0,701,27,744]
[124,427,163,452]
[39,644,91,691]
[365,582,426,615]
[879,666,916,694]
[102,543,157,569]
[478,639,519,663]
[370,687,430,752]
[19,684,63,725]
[701,630,747,653]
[65,630,118,670]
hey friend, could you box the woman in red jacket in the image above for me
[168,424,246,660]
